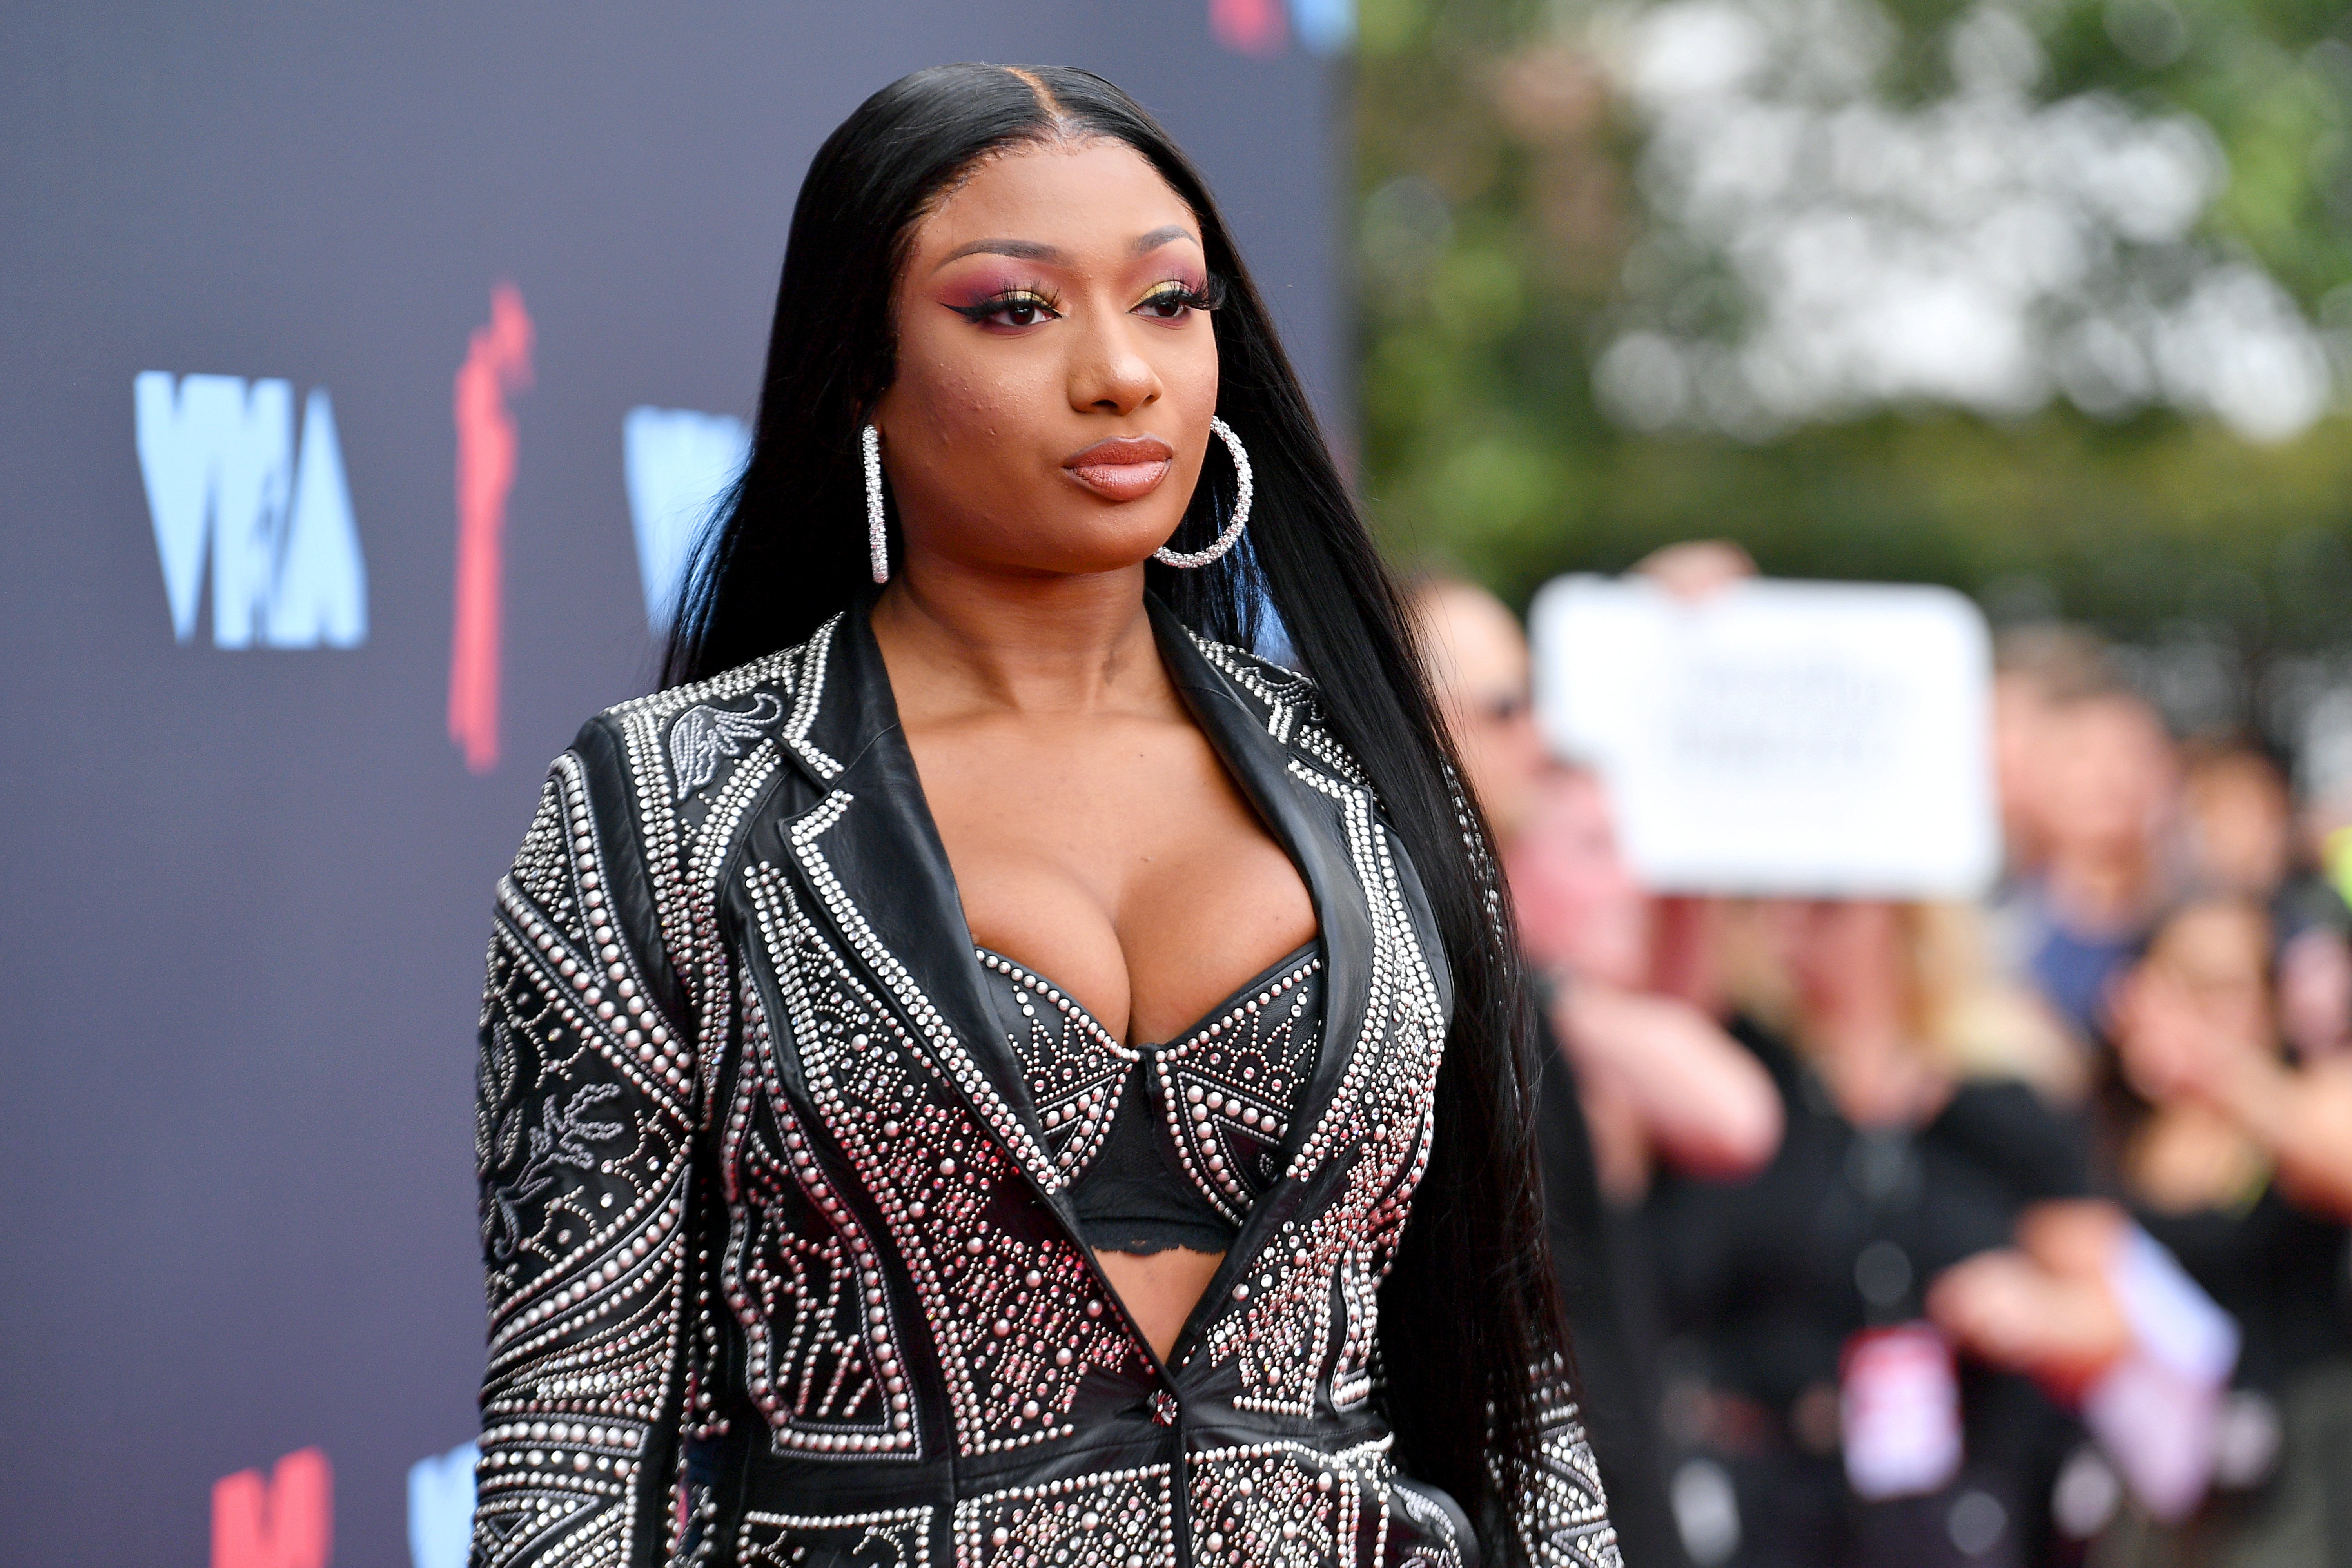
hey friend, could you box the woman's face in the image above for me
[2111,900,2275,1100]
[872,138,1221,579]
[2143,903,2272,1042]
[2184,757,2291,898]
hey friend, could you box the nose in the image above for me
[1067,311,1162,416]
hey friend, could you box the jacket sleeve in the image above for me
[471,736,701,1568]
[1503,1366,1626,1568]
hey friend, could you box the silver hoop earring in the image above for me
[862,423,889,584]
[1154,416,1253,569]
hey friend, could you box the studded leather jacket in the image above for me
[470,599,1621,1568]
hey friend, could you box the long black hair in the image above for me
[663,63,1566,1552]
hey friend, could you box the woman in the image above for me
[1645,900,2087,1568]
[2086,895,2352,1563]
[469,65,1617,1568]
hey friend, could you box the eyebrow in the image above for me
[1133,225,1199,254]
[934,238,1067,270]
[931,226,1202,272]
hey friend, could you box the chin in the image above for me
[1006,516,1183,577]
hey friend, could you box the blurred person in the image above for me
[1927,895,2352,1563]
[1415,576,1550,840]
[1991,628,2115,885]
[2289,727,2352,1062]
[2277,917,2352,1063]
[2180,740,2352,1065]
[1509,766,1786,1194]
[468,66,1619,1568]
[2004,684,2179,1042]
[2109,897,2352,1223]
[1926,1200,2227,1554]
[2180,744,2292,902]
[1646,897,2092,1568]
[2073,897,2352,1562]
[1415,574,1780,1192]
[1417,572,1782,1568]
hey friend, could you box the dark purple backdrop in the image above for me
[0,7,1343,1562]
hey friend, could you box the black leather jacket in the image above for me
[470,600,1620,1568]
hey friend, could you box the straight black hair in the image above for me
[663,62,1567,1555]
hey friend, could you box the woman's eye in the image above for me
[1138,287,1204,319]
[955,292,1060,328]
[992,298,1052,327]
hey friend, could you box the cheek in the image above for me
[883,294,1045,444]
[1161,330,1221,415]
[891,331,1042,450]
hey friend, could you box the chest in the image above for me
[905,710,1319,1047]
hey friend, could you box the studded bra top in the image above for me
[975,942,1326,1254]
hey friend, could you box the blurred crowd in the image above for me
[1411,554,2352,1568]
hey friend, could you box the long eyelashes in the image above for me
[947,275,1225,330]
[948,287,1063,328]
[1136,277,1225,318]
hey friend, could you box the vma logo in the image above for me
[134,372,368,648]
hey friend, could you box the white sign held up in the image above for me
[1528,575,1998,898]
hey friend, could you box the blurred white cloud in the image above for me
[1595,0,2335,441]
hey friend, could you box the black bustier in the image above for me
[975,942,1325,1253]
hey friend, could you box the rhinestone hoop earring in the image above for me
[1153,416,1253,569]
[862,423,889,584]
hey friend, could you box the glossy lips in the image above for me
[1063,435,1174,502]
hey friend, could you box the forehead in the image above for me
[2064,695,2164,747]
[909,137,1196,260]
[2190,756,2285,805]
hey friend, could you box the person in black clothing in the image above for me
[1416,577,1786,1568]
[1646,899,2091,1568]
[2091,895,2352,1564]
[1536,998,1692,1568]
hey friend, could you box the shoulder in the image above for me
[1728,1015,1805,1096]
[1182,630,1371,789]
[563,620,840,809]
[1940,1076,2066,1138]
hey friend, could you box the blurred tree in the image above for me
[1353,0,2352,693]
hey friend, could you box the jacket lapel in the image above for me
[1150,604,1376,1176]
[763,603,1063,1198]
[1149,605,1390,1364]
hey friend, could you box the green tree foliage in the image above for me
[1354,0,2352,659]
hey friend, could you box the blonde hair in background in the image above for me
[1912,902,2087,1098]
[1719,898,2087,1101]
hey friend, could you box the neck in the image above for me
[1806,984,1921,1125]
[869,553,1165,721]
